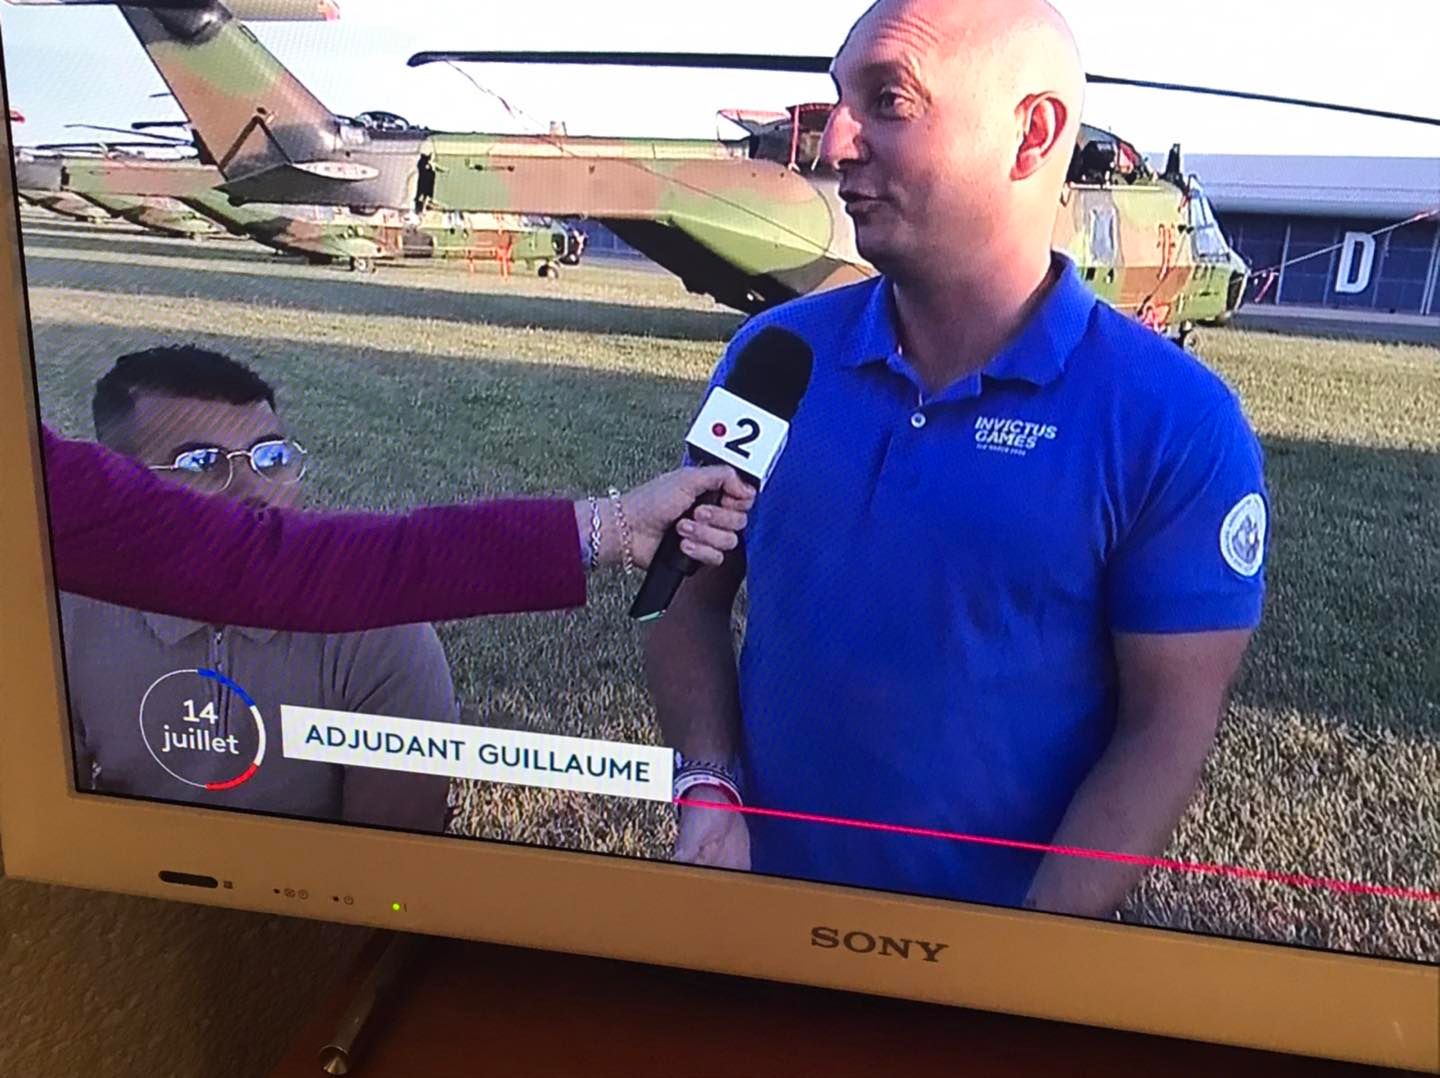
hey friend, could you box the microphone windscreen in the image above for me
[720,326,814,421]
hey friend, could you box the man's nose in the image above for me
[820,106,864,171]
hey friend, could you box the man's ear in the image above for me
[1013,92,1070,181]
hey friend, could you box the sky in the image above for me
[2,0,1438,160]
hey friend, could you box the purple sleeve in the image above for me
[40,425,587,632]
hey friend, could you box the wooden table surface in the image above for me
[267,932,1420,1077]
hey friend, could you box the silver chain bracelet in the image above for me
[607,487,635,576]
[586,494,603,572]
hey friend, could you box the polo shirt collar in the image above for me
[844,275,903,370]
[841,253,1096,389]
[142,611,279,647]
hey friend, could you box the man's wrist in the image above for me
[674,754,743,806]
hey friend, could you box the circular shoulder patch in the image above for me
[1220,493,1267,578]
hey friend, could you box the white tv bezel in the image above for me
[0,127,1434,1073]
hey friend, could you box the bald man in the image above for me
[645,0,1268,919]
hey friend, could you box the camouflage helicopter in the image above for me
[18,130,587,273]
[14,172,114,223]
[6,0,346,242]
[108,119,589,274]
[16,189,111,221]
[16,140,391,259]
[9,110,110,221]
[19,141,225,238]
[11,0,1440,341]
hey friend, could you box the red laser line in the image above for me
[674,798,1440,904]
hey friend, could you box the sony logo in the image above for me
[810,926,949,963]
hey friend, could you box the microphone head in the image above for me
[721,326,814,421]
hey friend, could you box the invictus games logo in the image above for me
[1221,493,1267,577]
[974,416,1059,457]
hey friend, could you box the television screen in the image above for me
[1,0,1436,1057]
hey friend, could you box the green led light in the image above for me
[391,902,402,912]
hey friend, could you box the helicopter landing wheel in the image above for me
[350,256,377,275]
[537,261,560,280]
[1177,321,1199,352]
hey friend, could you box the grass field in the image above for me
[21,212,1439,963]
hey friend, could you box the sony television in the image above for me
[0,0,1436,1071]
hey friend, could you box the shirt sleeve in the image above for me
[1106,396,1269,634]
[41,425,587,633]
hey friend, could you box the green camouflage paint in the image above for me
[53,154,574,271]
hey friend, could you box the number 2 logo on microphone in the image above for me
[687,388,790,485]
[712,419,761,459]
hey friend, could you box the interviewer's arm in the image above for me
[43,426,751,632]
[1022,629,1253,918]
[43,426,586,632]
[643,551,750,868]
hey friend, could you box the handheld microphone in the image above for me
[628,326,813,622]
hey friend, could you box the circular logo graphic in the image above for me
[138,669,267,791]
[1220,493,1267,578]
[711,422,728,438]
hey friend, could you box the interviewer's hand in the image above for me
[675,785,751,869]
[577,466,754,572]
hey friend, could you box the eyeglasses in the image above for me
[148,439,308,494]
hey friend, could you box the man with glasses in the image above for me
[58,345,461,832]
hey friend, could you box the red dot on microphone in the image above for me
[712,423,728,438]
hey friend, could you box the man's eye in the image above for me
[175,449,222,472]
[252,442,293,470]
[876,90,906,113]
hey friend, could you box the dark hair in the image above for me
[92,345,277,447]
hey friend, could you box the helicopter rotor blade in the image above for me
[408,50,829,74]
[1083,74,1440,128]
[408,50,1440,128]
[66,122,191,144]
[33,139,188,154]
[33,141,113,151]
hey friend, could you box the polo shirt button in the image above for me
[910,412,927,430]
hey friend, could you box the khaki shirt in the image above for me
[58,593,460,830]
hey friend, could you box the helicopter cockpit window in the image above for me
[791,107,831,170]
[337,120,370,147]
[1187,183,1231,262]
[1070,124,1147,186]
[747,105,833,171]
[357,111,415,132]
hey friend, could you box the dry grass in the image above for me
[22,212,1439,962]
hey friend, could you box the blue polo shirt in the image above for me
[695,254,1268,910]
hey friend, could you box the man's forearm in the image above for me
[1023,723,1211,918]
[642,581,743,762]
